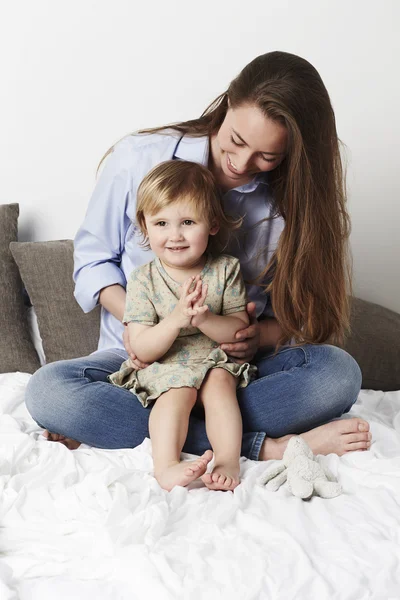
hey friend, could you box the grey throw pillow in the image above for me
[343,297,400,391]
[10,239,101,364]
[0,203,40,373]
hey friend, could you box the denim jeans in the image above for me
[25,344,361,460]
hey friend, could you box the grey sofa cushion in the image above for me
[10,239,101,364]
[342,297,400,391]
[0,204,40,373]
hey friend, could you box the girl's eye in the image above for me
[230,135,244,147]
[183,220,194,226]
[156,221,166,226]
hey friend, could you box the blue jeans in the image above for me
[25,344,361,460]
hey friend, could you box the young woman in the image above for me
[25,50,371,465]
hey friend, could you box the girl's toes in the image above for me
[202,473,213,485]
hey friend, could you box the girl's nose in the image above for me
[169,227,184,241]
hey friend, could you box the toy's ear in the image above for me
[284,436,313,464]
[257,463,285,486]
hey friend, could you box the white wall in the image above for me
[1,0,399,312]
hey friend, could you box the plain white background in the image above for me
[1,0,399,312]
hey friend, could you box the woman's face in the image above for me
[210,103,287,190]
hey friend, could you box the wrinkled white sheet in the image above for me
[0,372,399,599]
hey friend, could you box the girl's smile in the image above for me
[144,199,219,277]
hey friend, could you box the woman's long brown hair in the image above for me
[100,51,352,347]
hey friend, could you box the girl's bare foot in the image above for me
[43,430,81,450]
[260,418,371,461]
[201,459,240,491]
[155,450,213,492]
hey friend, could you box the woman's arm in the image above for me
[73,142,135,314]
[99,284,127,322]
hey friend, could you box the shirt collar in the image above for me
[173,135,269,194]
[173,135,209,166]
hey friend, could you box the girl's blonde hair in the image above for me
[100,51,352,347]
[136,160,240,254]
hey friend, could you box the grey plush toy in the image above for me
[257,436,342,499]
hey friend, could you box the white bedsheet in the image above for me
[0,372,399,599]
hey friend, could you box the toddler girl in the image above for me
[109,159,256,491]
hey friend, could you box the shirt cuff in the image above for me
[74,263,126,313]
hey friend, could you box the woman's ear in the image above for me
[209,221,220,236]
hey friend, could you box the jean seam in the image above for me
[251,345,312,388]
[81,366,114,378]
[249,431,266,460]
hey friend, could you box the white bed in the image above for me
[1,372,400,600]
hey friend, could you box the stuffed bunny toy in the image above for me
[257,436,342,499]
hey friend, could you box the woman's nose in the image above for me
[231,150,252,173]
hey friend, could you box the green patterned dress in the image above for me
[108,254,257,407]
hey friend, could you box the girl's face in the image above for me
[210,103,287,190]
[144,200,219,271]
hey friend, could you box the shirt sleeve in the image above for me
[222,257,248,316]
[73,140,135,313]
[123,269,158,326]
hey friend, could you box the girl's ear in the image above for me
[209,221,220,236]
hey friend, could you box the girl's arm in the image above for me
[127,275,203,364]
[127,317,181,364]
[196,310,249,344]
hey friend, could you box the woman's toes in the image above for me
[347,440,370,451]
[357,420,369,432]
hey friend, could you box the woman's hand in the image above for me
[123,324,151,369]
[219,302,260,364]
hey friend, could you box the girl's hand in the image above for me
[191,280,209,328]
[172,275,203,329]
[123,324,151,369]
[219,302,260,364]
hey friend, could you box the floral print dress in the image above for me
[108,254,257,407]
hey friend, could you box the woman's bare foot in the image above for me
[43,430,81,450]
[260,418,371,461]
[155,450,213,492]
[201,459,240,491]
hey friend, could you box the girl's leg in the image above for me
[184,344,369,460]
[149,387,212,491]
[198,369,242,491]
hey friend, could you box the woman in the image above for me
[25,50,370,460]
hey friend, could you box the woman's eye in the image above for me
[230,135,244,147]
[260,155,276,163]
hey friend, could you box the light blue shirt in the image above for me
[74,132,285,351]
